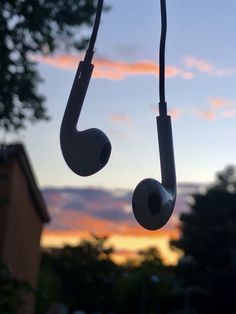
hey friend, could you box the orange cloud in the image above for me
[32,54,194,80]
[32,54,78,70]
[209,97,231,108]
[44,209,178,239]
[169,108,183,120]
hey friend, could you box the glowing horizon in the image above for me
[40,183,200,265]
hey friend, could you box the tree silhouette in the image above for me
[0,0,108,132]
[37,236,178,314]
[0,263,33,314]
[114,247,176,314]
[171,165,236,314]
[37,235,118,313]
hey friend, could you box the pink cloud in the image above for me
[169,108,183,120]
[184,56,236,77]
[191,97,236,121]
[194,109,216,121]
[32,54,194,80]
[151,106,182,120]
[221,109,236,118]
[110,114,133,125]
[185,56,214,73]
[43,185,200,240]
[209,97,231,108]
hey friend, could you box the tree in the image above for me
[0,0,108,132]
[114,247,176,314]
[0,263,33,314]
[171,165,236,314]
[37,235,118,313]
[38,237,179,314]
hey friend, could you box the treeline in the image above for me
[1,166,235,314]
[36,237,178,314]
[36,166,236,314]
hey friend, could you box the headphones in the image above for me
[60,0,176,230]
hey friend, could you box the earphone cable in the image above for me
[85,0,104,63]
[159,0,167,116]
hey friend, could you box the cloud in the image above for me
[41,184,202,265]
[185,56,214,73]
[221,109,236,118]
[209,97,231,108]
[148,96,236,122]
[191,97,236,121]
[184,56,236,77]
[43,188,134,224]
[32,54,194,80]
[42,183,201,237]
[151,105,183,120]
[110,114,133,125]
[194,109,216,121]
[169,108,183,120]
[32,54,236,82]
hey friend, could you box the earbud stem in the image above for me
[156,114,176,193]
[61,60,94,132]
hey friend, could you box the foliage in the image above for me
[0,0,108,132]
[37,237,177,314]
[171,165,236,314]
[114,247,177,314]
[36,235,119,313]
[0,263,33,314]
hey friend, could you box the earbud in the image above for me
[132,114,176,230]
[60,0,111,177]
[60,58,111,177]
[132,0,177,230]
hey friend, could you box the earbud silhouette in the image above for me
[60,0,111,177]
[132,113,176,230]
[132,0,176,230]
[60,0,177,229]
[60,57,111,176]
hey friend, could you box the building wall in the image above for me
[0,158,44,314]
[0,162,11,257]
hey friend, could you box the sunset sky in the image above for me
[7,0,236,263]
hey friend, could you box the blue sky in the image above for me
[7,0,236,191]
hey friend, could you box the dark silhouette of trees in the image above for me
[0,0,108,132]
[37,235,119,314]
[171,165,236,314]
[0,263,33,314]
[37,237,176,314]
[114,247,177,314]
[37,166,236,313]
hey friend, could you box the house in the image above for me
[0,143,50,313]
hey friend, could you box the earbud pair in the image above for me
[60,60,176,230]
[60,0,176,230]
